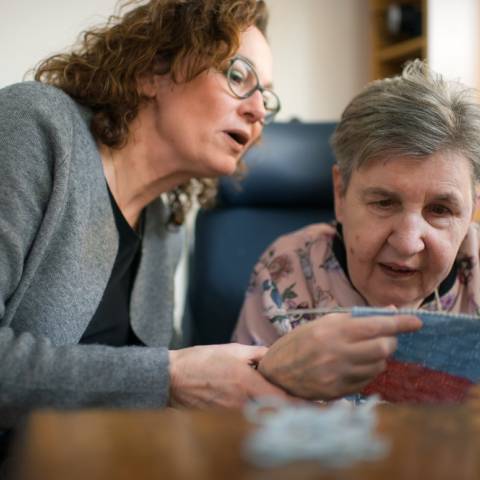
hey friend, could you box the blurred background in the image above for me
[3,0,479,122]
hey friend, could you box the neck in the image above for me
[99,113,191,228]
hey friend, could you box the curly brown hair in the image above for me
[34,0,269,226]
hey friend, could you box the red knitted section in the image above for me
[361,359,473,403]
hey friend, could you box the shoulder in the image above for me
[0,82,93,169]
[454,222,480,283]
[251,223,336,287]
[455,223,480,278]
[0,81,87,137]
[457,223,480,259]
[469,222,480,241]
[262,223,336,258]
[0,81,77,111]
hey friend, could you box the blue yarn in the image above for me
[351,307,480,381]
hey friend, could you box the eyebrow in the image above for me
[361,187,400,201]
[430,193,463,209]
[361,187,464,208]
[236,54,274,89]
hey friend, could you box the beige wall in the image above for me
[266,0,370,121]
[2,0,371,121]
[427,0,480,88]
[1,0,119,88]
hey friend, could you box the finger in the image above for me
[244,368,304,402]
[329,377,379,400]
[299,367,386,402]
[346,315,422,341]
[391,314,423,333]
[346,336,398,364]
[341,360,387,386]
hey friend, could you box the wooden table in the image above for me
[14,398,480,480]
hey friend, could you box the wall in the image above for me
[1,0,371,121]
[427,0,480,88]
[266,0,370,121]
[2,0,120,87]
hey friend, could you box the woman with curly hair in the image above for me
[0,0,289,442]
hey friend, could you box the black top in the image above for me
[80,189,144,346]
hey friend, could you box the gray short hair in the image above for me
[330,60,480,193]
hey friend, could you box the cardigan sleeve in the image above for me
[0,83,170,428]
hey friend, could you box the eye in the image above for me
[229,67,247,86]
[366,197,400,216]
[428,204,453,216]
[371,199,395,209]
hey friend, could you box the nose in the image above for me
[387,213,426,257]
[238,89,266,124]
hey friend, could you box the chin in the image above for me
[210,156,239,177]
[377,298,422,310]
[366,291,423,309]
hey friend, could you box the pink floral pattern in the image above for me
[266,254,294,282]
[233,222,480,346]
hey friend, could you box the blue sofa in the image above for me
[187,121,337,345]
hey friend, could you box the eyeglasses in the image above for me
[224,55,281,124]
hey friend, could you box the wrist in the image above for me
[168,350,181,406]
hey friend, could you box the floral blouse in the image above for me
[233,222,480,346]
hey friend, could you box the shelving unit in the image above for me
[370,0,427,80]
[369,0,480,220]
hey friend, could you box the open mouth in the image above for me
[225,130,249,147]
[379,263,418,277]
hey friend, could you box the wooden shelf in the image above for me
[377,36,425,62]
[370,0,421,9]
[369,0,427,80]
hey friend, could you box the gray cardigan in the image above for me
[0,82,184,428]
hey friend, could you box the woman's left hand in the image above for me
[258,312,422,400]
[168,343,300,408]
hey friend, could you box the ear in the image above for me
[332,165,345,223]
[137,73,158,99]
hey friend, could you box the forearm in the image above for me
[0,328,170,429]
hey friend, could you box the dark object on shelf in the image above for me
[387,4,422,37]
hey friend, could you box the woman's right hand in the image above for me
[258,312,422,400]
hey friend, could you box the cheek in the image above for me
[344,227,387,265]
[426,233,463,274]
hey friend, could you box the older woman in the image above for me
[0,0,294,437]
[234,60,480,401]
